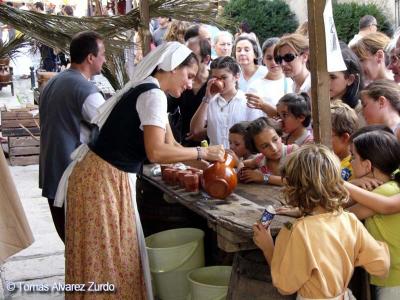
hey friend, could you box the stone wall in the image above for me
[284,0,394,23]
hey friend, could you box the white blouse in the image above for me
[206,90,260,148]
[238,65,268,92]
[247,76,293,107]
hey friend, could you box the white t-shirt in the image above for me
[247,76,293,108]
[80,92,105,144]
[292,73,311,94]
[206,90,261,148]
[348,34,363,48]
[238,65,268,92]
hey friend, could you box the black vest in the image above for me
[90,83,159,173]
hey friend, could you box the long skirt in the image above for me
[65,150,146,300]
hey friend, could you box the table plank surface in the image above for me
[141,164,295,252]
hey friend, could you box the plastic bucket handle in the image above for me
[149,240,199,274]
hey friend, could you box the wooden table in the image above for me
[141,164,296,299]
[141,164,295,253]
[140,165,369,300]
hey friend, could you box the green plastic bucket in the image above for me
[187,266,232,300]
[146,228,205,300]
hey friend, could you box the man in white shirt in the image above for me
[348,15,378,47]
[152,16,170,46]
[39,31,106,243]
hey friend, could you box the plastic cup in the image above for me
[260,205,276,228]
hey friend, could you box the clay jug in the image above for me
[0,65,11,83]
[203,153,237,199]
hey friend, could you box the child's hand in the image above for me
[185,131,206,142]
[253,222,274,264]
[350,177,383,191]
[225,149,240,167]
[205,77,219,98]
[245,93,264,110]
[275,205,302,218]
[239,168,263,183]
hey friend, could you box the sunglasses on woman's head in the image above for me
[274,53,298,64]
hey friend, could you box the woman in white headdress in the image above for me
[61,42,225,300]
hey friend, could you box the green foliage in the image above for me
[333,2,393,43]
[222,0,298,43]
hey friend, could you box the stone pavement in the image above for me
[0,78,65,300]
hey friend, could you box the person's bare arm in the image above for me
[347,203,377,220]
[190,78,217,138]
[253,223,274,265]
[190,101,208,138]
[243,157,259,169]
[344,181,400,214]
[246,93,277,117]
[185,128,208,142]
[165,121,181,147]
[143,125,224,163]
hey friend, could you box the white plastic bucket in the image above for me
[187,266,232,300]
[146,228,205,300]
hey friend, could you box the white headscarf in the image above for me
[92,41,193,129]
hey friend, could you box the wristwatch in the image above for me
[263,173,271,185]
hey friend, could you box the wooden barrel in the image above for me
[227,250,295,300]
[0,65,11,83]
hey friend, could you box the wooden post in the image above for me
[307,0,332,147]
[139,0,151,56]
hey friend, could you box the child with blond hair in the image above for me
[330,101,359,181]
[253,144,390,299]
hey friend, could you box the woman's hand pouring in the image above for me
[202,144,225,162]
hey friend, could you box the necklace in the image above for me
[217,92,237,112]
[217,96,233,112]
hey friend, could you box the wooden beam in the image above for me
[307,0,332,147]
[139,0,151,56]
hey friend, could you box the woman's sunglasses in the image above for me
[274,53,298,64]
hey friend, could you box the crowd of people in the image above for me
[36,10,400,300]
